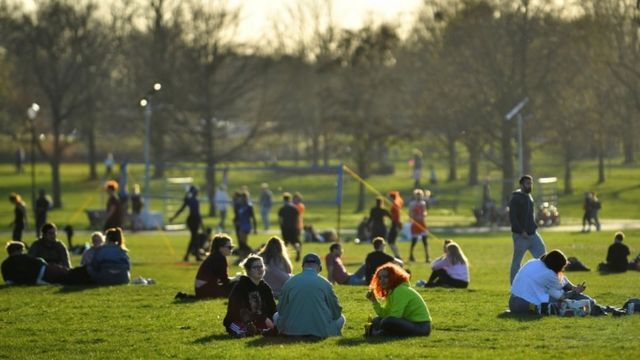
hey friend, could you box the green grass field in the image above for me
[0,229,639,359]
[1,159,639,358]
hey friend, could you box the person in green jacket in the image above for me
[366,263,432,337]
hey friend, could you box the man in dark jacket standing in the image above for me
[508,175,546,284]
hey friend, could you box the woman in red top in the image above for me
[387,191,403,259]
[408,189,429,263]
[195,233,235,298]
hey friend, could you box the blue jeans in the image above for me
[510,232,546,284]
[346,264,367,285]
[260,206,270,231]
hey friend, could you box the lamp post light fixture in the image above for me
[27,103,40,205]
[140,83,161,214]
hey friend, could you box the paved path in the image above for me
[429,219,640,235]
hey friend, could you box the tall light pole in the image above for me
[140,83,161,217]
[505,97,529,178]
[27,103,40,205]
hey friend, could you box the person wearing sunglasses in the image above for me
[194,233,236,299]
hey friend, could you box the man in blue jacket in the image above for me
[274,253,345,337]
[508,175,546,284]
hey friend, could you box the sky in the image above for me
[227,0,423,42]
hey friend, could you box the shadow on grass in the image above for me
[193,334,233,344]
[56,284,101,293]
[496,310,541,321]
[336,336,400,347]
[245,335,325,347]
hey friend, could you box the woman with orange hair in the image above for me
[365,263,432,337]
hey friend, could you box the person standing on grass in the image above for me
[34,189,52,238]
[274,253,345,337]
[8,193,27,243]
[259,183,273,232]
[257,236,293,299]
[169,185,205,262]
[368,197,392,241]
[508,175,546,284]
[292,192,305,239]
[387,191,403,259]
[223,255,277,337]
[278,193,301,262]
[408,189,429,263]
[103,180,124,232]
[215,185,229,231]
[235,191,257,261]
[365,263,432,337]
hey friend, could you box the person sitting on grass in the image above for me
[325,243,366,286]
[223,255,277,337]
[80,232,105,266]
[274,253,345,337]
[510,249,625,316]
[28,223,72,270]
[2,241,67,285]
[87,227,130,285]
[365,237,404,285]
[257,236,292,299]
[194,233,236,299]
[598,232,630,273]
[418,240,469,289]
[365,263,432,337]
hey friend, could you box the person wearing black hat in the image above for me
[170,185,205,262]
[274,253,345,337]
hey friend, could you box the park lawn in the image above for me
[0,229,639,359]
[1,157,640,233]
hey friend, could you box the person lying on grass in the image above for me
[365,263,432,337]
[223,255,277,337]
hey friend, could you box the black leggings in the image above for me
[372,316,431,337]
[185,216,200,257]
[425,268,468,288]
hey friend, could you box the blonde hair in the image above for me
[446,242,468,266]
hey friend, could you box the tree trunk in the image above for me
[597,150,605,184]
[51,125,63,208]
[86,115,97,180]
[563,148,573,195]
[204,116,217,217]
[622,129,635,164]
[447,135,457,182]
[467,141,479,186]
[311,132,319,167]
[322,132,330,167]
[523,141,532,175]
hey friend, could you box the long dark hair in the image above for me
[209,233,232,255]
[541,249,567,274]
[105,227,127,251]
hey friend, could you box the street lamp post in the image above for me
[27,103,40,205]
[140,83,161,224]
[505,97,529,178]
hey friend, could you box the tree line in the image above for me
[0,0,638,212]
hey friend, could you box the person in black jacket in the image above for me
[598,232,630,273]
[223,255,277,337]
[508,175,546,284]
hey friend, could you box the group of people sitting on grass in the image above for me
[178,233,469,338]
[1,223,130,286]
